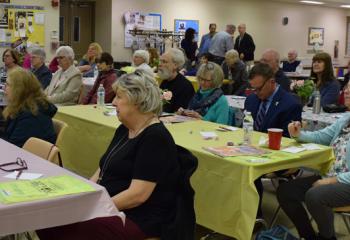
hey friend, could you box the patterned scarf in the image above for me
[188,88,223,116]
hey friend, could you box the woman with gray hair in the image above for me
[37,69,180,240]
[133,50,153,73]
[30,47,52,89]
[178,61,230,124]
[221,49,248,95]
[45,46,82,105]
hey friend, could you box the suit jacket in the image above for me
[234,33,255,61]
[32,64,52,89]
[45,65,82,105]
[244,87,302,137]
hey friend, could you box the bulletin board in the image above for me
[124,11,162,48]
[0,4,45,47]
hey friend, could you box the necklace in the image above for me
[97,115,158,184]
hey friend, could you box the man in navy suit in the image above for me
[245,63,302,137]
[244,63,302,222]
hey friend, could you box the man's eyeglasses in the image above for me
[252,79,270,92]
[0,158,28,172]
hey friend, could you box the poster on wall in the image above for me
[308,27,324,46]
[174,19,199,41]
[123,11,162,48]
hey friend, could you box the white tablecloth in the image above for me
[0,139,121,236]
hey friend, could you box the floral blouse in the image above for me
[327,125,350,177]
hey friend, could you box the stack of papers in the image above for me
[281,143,322,153]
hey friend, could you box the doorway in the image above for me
[60,0,95,60]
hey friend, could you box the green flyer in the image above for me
[0,175,96,204]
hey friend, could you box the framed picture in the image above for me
[308,27,324,46]
[174,19,199,41]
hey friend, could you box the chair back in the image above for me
[52,119,67,145]
[161,145,198,240]
[22,137,61,165]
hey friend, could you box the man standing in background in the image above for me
[208,24,235,65]
[197,23,217,58]
[234,23,255,66]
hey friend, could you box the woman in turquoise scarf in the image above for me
[178,62,230,124]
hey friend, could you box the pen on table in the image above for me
[15,170,22,180]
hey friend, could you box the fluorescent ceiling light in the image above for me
[340,5,350,8]
[300,1,324,4]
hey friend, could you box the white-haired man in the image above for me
[234,23,255,65]
[260,49,291,91]
[159,48,195,113]
[208,24,235,65]
[280,50,303,73]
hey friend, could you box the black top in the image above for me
[234,32,255,61]
[99,123,180,236]
[32,64,52,89]
[281,60,301,72]
[275,69,291,92]
[160,73,195,113]
[181,39,198,62]
[1,102,57,147]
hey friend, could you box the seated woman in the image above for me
[30,47,52,89]
[45,46,82,105]
[83,52,117,104]
[309,52,340,107]
[148,47,159,70]
[77,42,103,77]
[1,68,56,147]
[1,49,21,78]
[221,49,248,95]
[133,50,153,73]
[37,69,180,240]
[277,118,350,240]
[177,61,230,125]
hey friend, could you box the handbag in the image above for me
[255,225,299,240]
[322,104,347,113]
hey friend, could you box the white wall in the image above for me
[95,0,112,53]
[110,0,349,65]
[0,0,59,64]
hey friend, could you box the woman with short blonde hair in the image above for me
[1,68,56,147]
[178,61,230,124]
[221,49,248,95]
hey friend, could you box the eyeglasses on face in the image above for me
[198,76,212,83]
[0,157,28,172]
[252,78,270,92]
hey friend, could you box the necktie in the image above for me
[254,101,267,131]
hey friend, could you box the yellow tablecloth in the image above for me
[55,105,334,240]
[156,75,230,91]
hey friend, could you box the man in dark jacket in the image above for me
[159,48,195,113]
[234,23,255,65]
[31,47,52,89]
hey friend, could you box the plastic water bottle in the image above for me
[243,111,253,145]
[93,65,99,78]
[97,84,105,107]
[312,90,321,114]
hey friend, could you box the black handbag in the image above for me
[323,104,348,113]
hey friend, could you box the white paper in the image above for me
[200,131,218,139]
[281,146,306,153]
[259,136,268,146]
[246,158,269,163]
[4,171,43,180]
[103,110,117,116]
[301,143,322,150]
[219,126,238,131]
[34,13,45,25]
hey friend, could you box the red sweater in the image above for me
[83,69,117,104]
